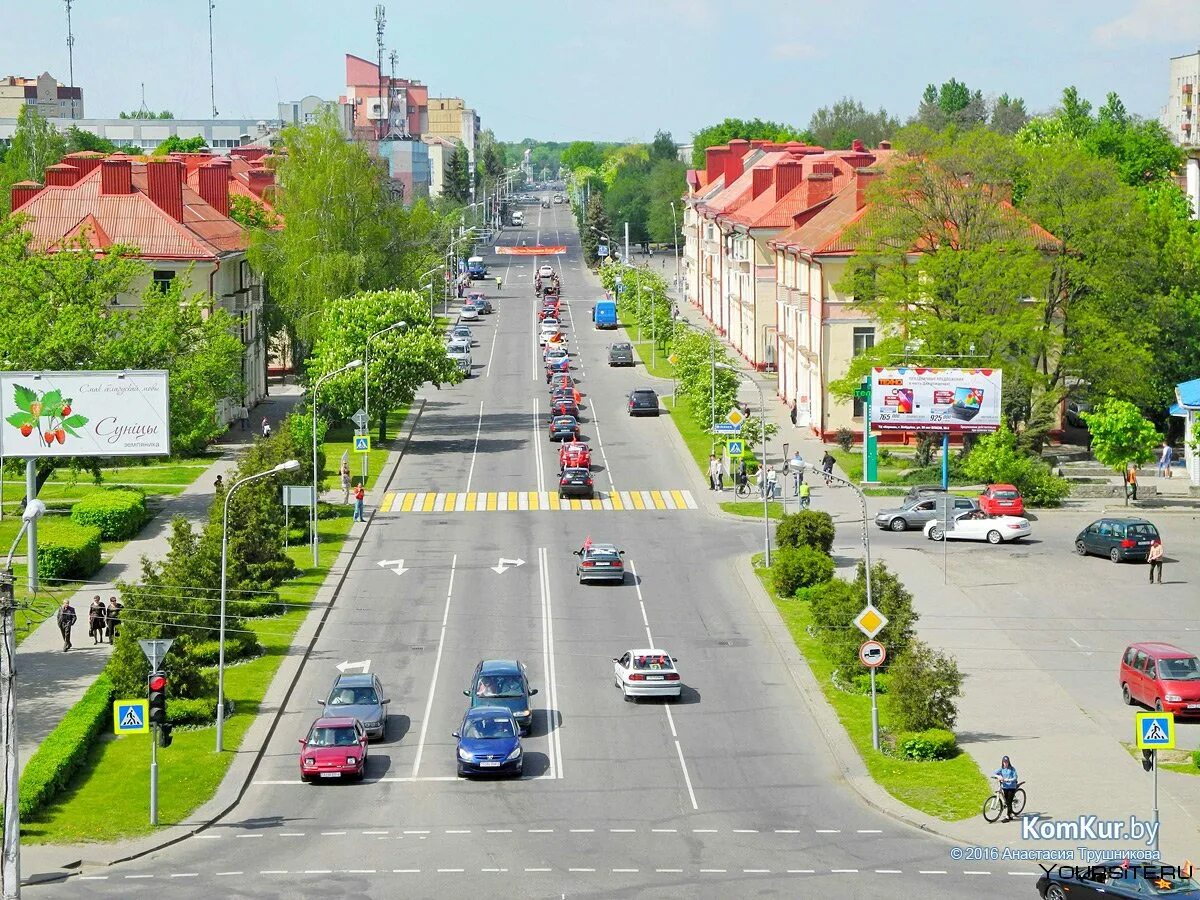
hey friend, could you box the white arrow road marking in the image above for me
[377,559,409,575]
[491,557,526,575]
[336,660,371,673]
[1068,637,1094,657]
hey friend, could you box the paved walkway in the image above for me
[15,385,303,776]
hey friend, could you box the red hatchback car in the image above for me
[299,716,368,782]
[979,484,1024,516]
[1119,643,1200,716]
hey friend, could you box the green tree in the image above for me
[561,140,606,171]
[649,130,677,162]
[888,640,963,732]
[306,289,462,440]
[1081,398,1162,504]
[776,510,835,554]
[152,135,209,155]
[605,160,651,245]
[228,193,279,230]
[807,97,899,149]
[119,109,174,119]
[645,158,686,245]
[989,94,1029,136]
[581,194,612,264]
[915,79,986,130]
[64,126,118,154]
[1,105,66,212]
[444,141,471,203]
[690,117,810,168]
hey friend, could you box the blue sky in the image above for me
[4,0,1200,143]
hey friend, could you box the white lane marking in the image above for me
[663,705,679,738]
[920,870,948,874]
[787,869,816,874]
[195,833,221,839]
[651,828,676,833]
[279,832,305,837]
[525,867,552,872]
[657,868,683,873]
[411,553,456,778]
[532,398,545,493]
[437,868,464,873]
[236,833,262,839]
[528,828,554,833]
[775,829,800,834]
[487,828,513,833]
[482,868,508,872]
[393,868,421,873]
[856,829,881,834]
[538,547,563,778]
[362,830,388,835]
[404,829,432,834]
[125,874,154,879]
[611,828,636,833]
[743,869,770,874]
[831,869,860,873]
[964,871,992,875]
[699,869,726,873]
[1009,872,1037,877]
[815,829,840,833]
[732,829,758,834]
[320,831,346,836]
[876,869,903,874]
[560,294,614,489]
[465,401,484,493]
[692,828,718,833]
[216,871,242,876]
[79,876,109,881]
[674,739,699,810]
[485,322,499,378]
[613,868,639,873]
[304,870,332,875]
[445,829,471,834]
[531,288,539,381]
[569,828,594,833]
[569,868,595,873]
[170,873,198,878]
[260,870,288,875]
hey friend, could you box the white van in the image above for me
[511,210,524,227]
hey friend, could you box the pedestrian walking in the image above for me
[105,596,122,643]
[214,474,224,492]
[87,596,105,644]
[799,480,812,509]
[495,275,503,291]
[236,405,248,432]
[57,599,77,652]
[822,451,836,486]
[352,484,366,522]
[1158,442,1174,479]
[261,417,271,438]
[340,463,352,504]
[716,456,726,491]
[790,400,797,427]
[765,465,778,500]
[1126,465,1138,501]
[708,454,720,491]
[1148,539,1164,584]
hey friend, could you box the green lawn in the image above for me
[830,448,913,484]
[323,404,408,492]
[662,397,723,477]
[628,339,676,380]
[21,511,356,844]
[719,500,785,519]
[753,555,989,821]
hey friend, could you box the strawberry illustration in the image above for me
[43,431,55,444]
[19,424,32,437]
[29,402,42,417]
[61,404,72,417]
[54,428,66,444]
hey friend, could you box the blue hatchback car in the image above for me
[453,706,523,777]
[464,659,537,733]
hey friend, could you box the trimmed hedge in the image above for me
[186,634,261,667]
[772,545,836,597]
[70,488,148,540]
[36,518,103,581]
[19,673,115,818]
[897,728,958,761]
[166,696,218,728]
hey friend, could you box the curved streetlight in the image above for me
[715,363,771,566]
[312,360,362,566]
[216,459,299,751]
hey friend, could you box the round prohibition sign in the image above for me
[859,640,886,668]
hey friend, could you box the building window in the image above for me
[852,327,875,417]
[152,270,175,293]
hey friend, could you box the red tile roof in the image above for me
[183,154,277,211]
[16,158,248,260]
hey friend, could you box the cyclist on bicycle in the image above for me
[993,755,1019,822]
[735,460,749,495]
[799,480,811,509]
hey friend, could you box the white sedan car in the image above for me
[613,649,681,701]
[544,345,568,364]
[924,509,1031,544]
[458,305,479,322]
[539,265,556,278]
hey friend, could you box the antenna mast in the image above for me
[64,0,77,119]
[375,5,386,141]
[389,50,401,138]
[208,1,218,117]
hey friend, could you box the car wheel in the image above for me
[623,689,634,703]
[1122,683,1134,705]
[457,764,465,778]
[1075,540,1087,556]
[928,527,944,542]
[300,773,311,784]
[889,518,907,532]
[1046,885,1068,900]
[986,530,1002,545]
[1155,698,1164,712]
[1110,548,1121,563]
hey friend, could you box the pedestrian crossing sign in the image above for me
[113,700,149,734]
[353,436,371,453]
[1135,711,1174,749]
[727,440,745,456]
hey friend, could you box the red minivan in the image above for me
[1119,643,1200,715]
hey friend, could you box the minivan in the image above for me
[1119,643,1200,715]
[1075,517,1160,562]
[593,300,618,329]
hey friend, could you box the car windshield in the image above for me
[1127,524,1159,540]
[612,344,631,351]
[462,716,517,739]
[632,393,655,403]
[475,676,525,699]
[307,726,358,747]
[553,417,576,426]
[632,654,673,670]
[1158,657,1200,680]
[328,687,378,706]
[992,490,1019,499]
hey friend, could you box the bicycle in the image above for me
[735,478,752,498]
[982,779,1026,823]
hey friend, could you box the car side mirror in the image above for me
[529,688,539,696]
[381,698,391,704]
[572,550,581,556]
[612,657,620,663]
[317,699,325,707]
[463,689,470,697]
[451,731,460,739]
[619,550,625,555]
[672,657,679,662]
[298,739,306,746]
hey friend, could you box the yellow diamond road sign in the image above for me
[854,605,887,639]
[668,354,678,365]
[726,407,746,427]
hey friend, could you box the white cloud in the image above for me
[1092,0,1200,46]
[771,41,820,60]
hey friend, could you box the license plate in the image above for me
[646,675,664,681]
[320,772,340,778]
[594,562,609,567]
[1188,704,1200,709]
[480,761,501,768]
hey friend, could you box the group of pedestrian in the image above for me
[57,595,122,652]
[707,454,726,491]
[340,461,366,522]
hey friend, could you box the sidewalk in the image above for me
[16,384,303,776]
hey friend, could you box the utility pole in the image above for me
[64,0,77,120]
[374,5,387,142]
[1,565,17,900]
[624,221,630,266]
[207,1,218,117]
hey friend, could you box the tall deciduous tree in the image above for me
[1081,399,1162,504]
[807,97,899,149]
[989,94,1029,136]
[1,105,66,212]
[646,158,687,245]
[581,194,612,264]
[64,126,118,154]
[152,135,209,155]
[561,141,606,171]
[915,79,986,130]
[691,118,810,168]
[650,130,677,162]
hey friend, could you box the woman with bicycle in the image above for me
[994,755,1020,822]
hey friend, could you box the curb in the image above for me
[24,398,428,877]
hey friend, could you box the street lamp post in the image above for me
[216,460,299,752]
[364,321,406,449]
[669,201,682,290]
[716,363,771,566]
[311,360,362,567]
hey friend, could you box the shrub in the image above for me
[889,639,963,732]
[772,546,836,597]
[20,673,115,819]
[36,518,103,581]
[807,562,920,672]
[851,672,889,694]
[962,426,1071,506]
[70,488,149,540]
[897,728,958,760]
[777,510,835,554]
[1193,749,1200,770]
[166,696,219,727]
[185,634,261,667]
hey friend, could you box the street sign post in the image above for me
[138,638,174,673]
[136,638,173,824]
[598,245,609,258]
[727,440,745,457]
[859,640,886,668]
[353,435,371,453]
[854,605,888,639]
[282,486,315,548]
[712,422,742,435]
[854,609,887,752]
[1135,711,1173,856]
[726,407,746,427]
[351,408,369,431]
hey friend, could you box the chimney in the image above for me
[146,159,184,221]
[855,167,880,211]
[706,145,727,184]
[198,159,231,216]
[851,139,865,152]
[878,140,892,150]
[812,160,838,176]
[806,172,835,207]
[99,156,133,195]
[63,151,104,178]
[724,139,751,187]
[231,146,269,162]
[44,163,81,187]
[748,139,768,152]
[774,160,804,201]
[751,166,773,200]
[10,180,43,211]
[247,167,276,199]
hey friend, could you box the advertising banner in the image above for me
[494,246,567,255]
[0,370,170,457]
[869,367,1002,433]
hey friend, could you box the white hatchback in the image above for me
[924,510,1031,544]
[539,265,555,278]
[613,649,681,701]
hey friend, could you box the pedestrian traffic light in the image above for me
[1142,749,1155,772]
[147,672,167,727]
[157,723,173,748]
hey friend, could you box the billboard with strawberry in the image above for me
[0,371,170,458]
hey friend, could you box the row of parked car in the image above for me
[446,290,494,376]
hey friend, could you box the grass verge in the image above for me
[323,404,408,493]
[662,397,723,477]
[719,500,785,519]
[628,339,676,380]
[751,553,989,821]
[20,511,356,844]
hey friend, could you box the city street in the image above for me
[25,198,1032,899]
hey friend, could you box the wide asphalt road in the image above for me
[32,197,1031,899]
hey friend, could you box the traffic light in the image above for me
[157,723,173,748]
[147,672,167,727]
[1142,749,1155,772]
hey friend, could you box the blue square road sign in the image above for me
[1135,711,1174,749]
[353,435,371,453]
[727,440,744,456]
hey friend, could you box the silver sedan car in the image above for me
[613,649,681,701]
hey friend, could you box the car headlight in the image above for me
[305,757,316,766]
[346,756,358,765]
[458,747,473,761]
[506,747,523,761]
[1165,694,1182,702]
[516,709,530,718]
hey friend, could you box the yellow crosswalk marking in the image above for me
[422,493,437,512]
[486,492,497,511]
[630,491,646,510]
[466,492,478,511]
[610,492,624,510]
[382,490,697,512]
[401,492,416,512]
[507,491,518,510]
[671,490,687,509]
[650,491,667,510]
[444,492,456,511]
[381,493,395,513]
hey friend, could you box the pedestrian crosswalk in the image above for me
[379,490,697,513]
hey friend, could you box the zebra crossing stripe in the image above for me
[379,491,697,512]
